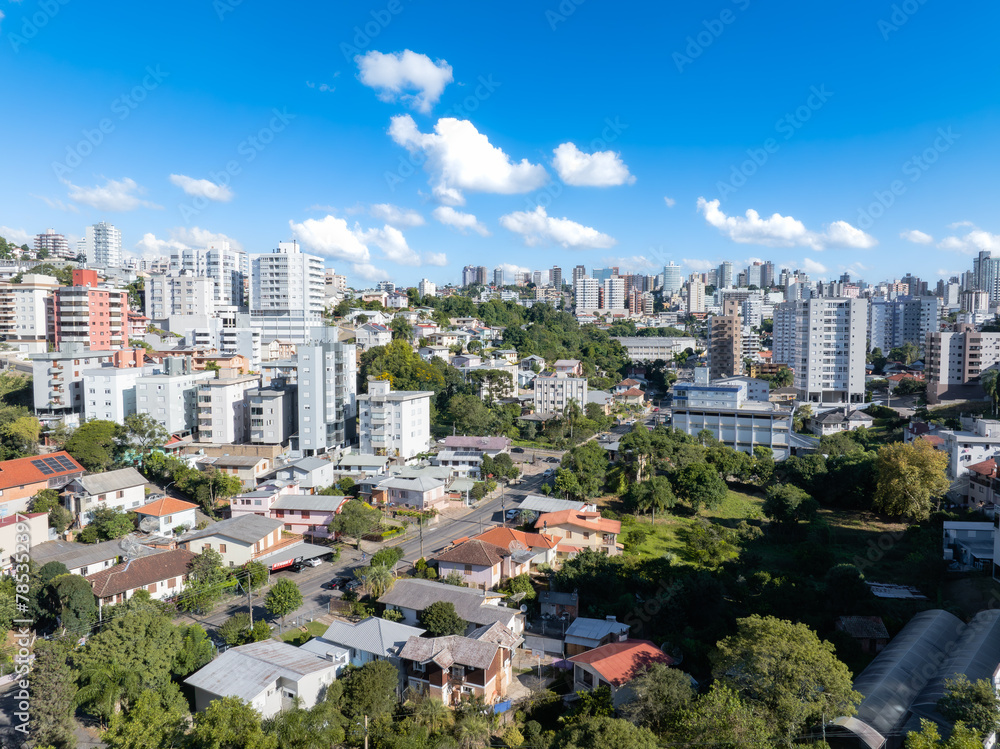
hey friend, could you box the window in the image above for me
[219,544,227,553]
[464,564,472,574]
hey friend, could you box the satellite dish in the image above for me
[139,516,160,533]
[519,604,528,613]
[119,536,140,557]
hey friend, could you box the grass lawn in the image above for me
[928,400,992,419]
[278,620,328,645]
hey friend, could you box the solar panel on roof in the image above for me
[54,456,77,471]
[43,457,63,472]
[31,459,54,475]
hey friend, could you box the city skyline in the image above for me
[2,2,999,287]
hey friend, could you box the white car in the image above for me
[302,557,323,568]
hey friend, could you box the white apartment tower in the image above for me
[686,277,706,313]
[357,378,433,459]
[294,327,357,456]
[34,229,72,259]
[0,274,60,353]
[774,297,868,404]
[574,277,600,313]
[662,263,682,296]
[603,277,626,310]
[84,222,123,268]
[170,242,249,307]
[146,273,216,322]
[250,241,325,342]
[418,278,437,298]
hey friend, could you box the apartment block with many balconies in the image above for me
[357,378,433,460]
[0,273,60,354]
[46,269,129,351]
[925,323,1000,404]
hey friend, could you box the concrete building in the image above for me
[662,263,682,296]
[708,299,742,380]
[181,514,285,567]
[355,323,392,352]
[869,296,940,353]
[574,277,601,314]
[33,228,71,260]
[66,467,148,526]
[603,276,625,311]
[686,277,705,313]
[0,273,60,353]
[357,378,433,460]
[82,221,122,268]
[82,360,157,423]
[196,375,259,444]
[32,345,115,422]
[533,373,588,416]
[135,357,216,436]
[612,336,697,363]
[250,240,325,342]
[247,384,296,445]
[774,297,868,404]
[925,324,1000,404]
[170,242,249,308]
[47,269,129,351]
[146,273,216,322]
[418,278,436,298]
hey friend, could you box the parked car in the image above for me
[512,447,525,453]
[344,578,364,593]
[505,508,521,520]
[545,456,561,463]
[321,577,350,591]
[301,557,323,567]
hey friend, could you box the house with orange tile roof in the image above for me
[472,526,558,568]
[86,548,196,610]
[533,510,621,559]
[435,527,559,589]
[964,458,998,509]
[567,639,676,707]
[135,496,199,536]
[0,451,84,514]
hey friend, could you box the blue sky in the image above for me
[2,0,999,287]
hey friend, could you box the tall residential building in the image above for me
[196,375,259,444]
[0,273,60,353]
[136,357,216,436]
[572,265,587,287]
[603,277,626,310]
[247,384,296,445]
[551,266,563,290]
[83,222,122,268]
[868,296,940,353]
[774,297,868,403]
[532,270,543,287]
[662,263,682,296]
[717,261,734,289]
[418,278,437,298]
[574,277,601,313]
[170,242,249,307]
[708,299,742,380]
[33,229,71,259]
[686,277,705,313]
[32,344,115,422]
[146,273,216,323]
[47,269,129,351]
[250,240,325,342]
[462,265,478,287]
[533,373,588,416]
[493,267,505,287]
[82,358,156,424]
[926,323,1000,404]
[356,378,433,459]
[761,261,775,289]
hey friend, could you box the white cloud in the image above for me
[369,203,425,227]
[948,220,975,229]
[601,255,656,271]
[551,143,635,187]
[900,229,933,244]
[359,225,421,266]
[169,174,234,202]
[306,81,335,93]
[62,177,161,211]
[682,258,715,273]
[937,228,1000,255]
[499,262,530,276]
[290,215,372,265]
[431,206,490,236]
[424,252,448,266]
[499,206,616,249]
[0,226,31,244]
[664,196,676,208]
[356,50,453,114]
[133,227,243,255]
[389,115,548,205]
[800,258,828,275]
[696,197,876,250]
[351,262,388,282]
[32,194,79,212]
[936,268,960,276]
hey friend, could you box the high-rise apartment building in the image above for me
[774,297,868,403]
[170,242,249,308]
[356,378,433,459]
[868,296,940,353]
[551,266,563,290]
[493,267,505,287]
[146,273,216,323]
[717,261,734,289]
[250,241,325,342]
[418,278,437,298]
[47,269,129,351]
[574,277,601,313]
[83,222,122,269]
[34,229,72,259]
[686,277,705,313]
[572,265,587,287]
[603,277,625,310]
[708,299,742,380]
[926,323,1000,404]
[0,273,60,353]
[662,263,682,296]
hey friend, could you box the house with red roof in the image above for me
[135,496,199,536]
[534,510,621,559]
[0,451,84,514]
[434,527,560,589]
[472,526,558,569]
[965,458,998,508]
[86,548,196,610]
[567,639,676,707]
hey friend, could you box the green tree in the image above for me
[982,368,1000,416]
[906,719,983,749]
[419,600,467,636]
[219,612,257,646]
[265,578,303,629]
[448,393,494,435]
[390,316,414,341]
[102,687,190,749]
[64,419,122,472]
[671,683,772,749]
[763,484,818,527]
[173,624,215,678]
[88,505,135,541]
[824,564,870,612]
[189,696,278,749]
[360,564,396,599]
[30,488,74,534]
[551,715,659,749]
[42,573,96,635]
[671,462,728,512]
[618,662,693,732]
[3,415,41,453]
[412,696,453,733]
[328,499,382,548]
[936,675,1000,739]
[632,475,676,522]
[74,661,141,727]
[342,660,400,720]
[872,440,949,519]
[29,640,79,749]
[560,440,609,498]
[121,412,170,454]
[712,615,861,744]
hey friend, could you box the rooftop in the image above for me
[534,509,621,535]
[378,578,518,629]
[568,639,675,687]
[0,451,84,491]
[435,539,509,567]
[183,514,283,544]
[301,616,425,660]
[135,496,199,517]
[86,549,196,598]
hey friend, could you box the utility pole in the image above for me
[364,715,369,749]
[419,520,424,560]
[247,567,253,627]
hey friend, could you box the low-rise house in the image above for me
[272,494,348,540]
[398,622,518,707]
[181,514,287,567]
[274,457,336,494]
[379,578,524,635]
[472,526,558,570]
[539,590,579,621]
[30,537,159,576]
[65,467,148,526]
[943,520,994,571]
[835,616,890,655]
[809,407,875,436]
[0,451,84,515]
[418,344,451,361]
[383,475,448,511]
[441,435,510,457]
[333,454,389,478]
[185,640,339,720]
[614,387,646,406]
[554,359,583,376]
[587,391,613,415]
[568,640,675,708]
[134,496,199,536]
[432,450,483,478]
[963,458,998,509]
[564,616,631,656]
[355,323,392,352]
[519,355,546,371]
[534,509,621,559]
[0,512,49,573]
[434,539,528,590]
[518,495,596,514]
[199,455,271,491]
[86,548,196,610]
[613,378,642,395]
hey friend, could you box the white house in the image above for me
[134,496,199,536]
[300,616,425,671]
[181,514,285,567]
[185,640,339,719]
[355,323,392,352]
[274,457,336,494]
[65,467,148,526]
[86,548,196,610]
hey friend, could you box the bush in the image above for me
[371,547,404,568]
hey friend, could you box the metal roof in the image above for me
[306,616,425,659]
[72,467,147,496]
[281,457,331,473]
[518,495,589,514]
[183,514,284,544]
[31,537,161,570]
[378,578,518,629]
[270,495,345,512]
[184,640,336,702]
[565,617,630,646]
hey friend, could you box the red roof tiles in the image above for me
[0,451,84,491]
[568,640,675,686]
